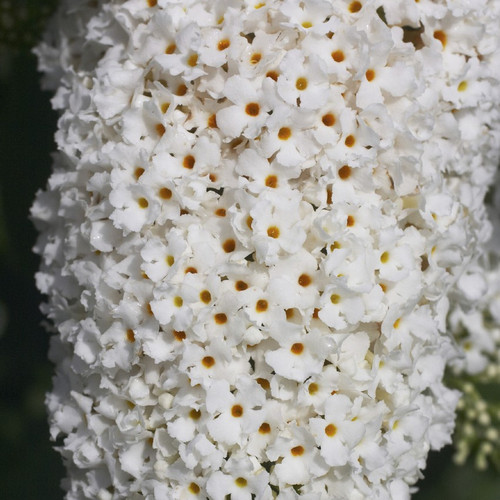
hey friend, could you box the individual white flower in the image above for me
[246,400,284,462]
[166,403,209,444]
[309,394,366,467]
[198,12,246,69]
[318,279,365,330]
[109,181,161,233]
[206,378,266,446]
[296,364,340,413]
[178,338,234,389]
[257,103,320,168]
[249,190,309,264]
[98,321,140,371]
[235,147,302,194]
[93,62,144,120]
[206,453,271,500]
[140,229,188,282]
[234,28,285,80]
[267,424,329,486]
[216,75,269,139]
[265,324,330,383]
[279,0,336,35]
[149,282,196,331]
[276,50,330,110]
[267,249,320,312]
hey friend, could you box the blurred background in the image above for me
[0,1,499,498]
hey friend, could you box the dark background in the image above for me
[0,2,64,498]
[0,1,499,498]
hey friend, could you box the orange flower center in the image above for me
[266,70,279,81]
[214,313,227,324]
[202,356,215,368]
[159,187,172,199]
[256,378,270,390]
[245,102,260,116]
[344,134,355,147]
[322,113,335,126]
[250,52,262,64]
[308,382,319,395]
[330,294,341,304]
[259,422,271,433]
[325,423,337,437]
[278,127,292,140]
[200,290,212,303]
[189,409,201,420]
[235,477,247,487]
[348,1,362,13]
[218,39,230,50]
[433,30,447,48]
[298,274,311,287]
[183,155,195,169]
[208,114,218,128]
[231,404,244,417]
[265,175,278,188]
[156,123,166,136]
[235,280,248,291]
[267,226,280,238]
[331,50,345,62]
[338,165,351,179]
[188,483,200,494]
[296,77,308,90]
[173,330,186,341]
[165,43,176,54]
[256,299,268,312]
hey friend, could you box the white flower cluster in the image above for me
[32,0,500,499]
[445,179,500,470]
[448,181,500,378]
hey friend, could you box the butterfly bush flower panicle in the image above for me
[32,0,500,498]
